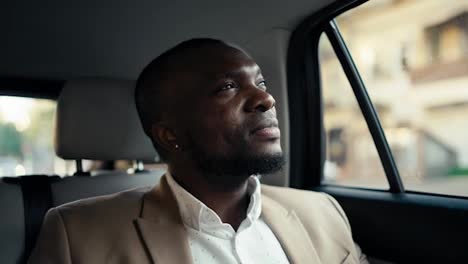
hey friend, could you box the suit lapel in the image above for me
[133,176,321,264]
[134,176,193,264]
[262,194,322,264]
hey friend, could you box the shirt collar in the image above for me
[165,172,262,233]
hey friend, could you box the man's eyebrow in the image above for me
[219,65,262,79]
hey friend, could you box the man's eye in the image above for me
[220,82,237,91]
[258,80,267,89]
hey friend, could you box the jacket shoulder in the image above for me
[261,185,363,261]
[261,184,351,229]
[49,186,151,240]
[261,184,335,207]
[55,186,150,218]
[30,187,153,263]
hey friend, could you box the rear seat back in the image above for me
[2,175,59,264]
[0,79,165,264]
[0,179,24,264]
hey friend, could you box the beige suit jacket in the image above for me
[29,175,367,264]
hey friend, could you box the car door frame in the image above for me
[287,0,468,263]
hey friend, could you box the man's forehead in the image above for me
[187,48,259,77]
[166,44,261,95]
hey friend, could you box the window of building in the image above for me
[426,12,468,64]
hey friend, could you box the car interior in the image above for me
[1,0,468,263]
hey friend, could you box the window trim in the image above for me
[287,0,368,190]
[0,77,63,99]
[288,0,406,193]
[323,20,404,193]
[288,0,468,199]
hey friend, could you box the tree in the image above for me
[0,122,23,158]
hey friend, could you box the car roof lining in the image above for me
[0,0,335,81]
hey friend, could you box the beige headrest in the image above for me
[54,79,158,161]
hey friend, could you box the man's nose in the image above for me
[244,86,276,113]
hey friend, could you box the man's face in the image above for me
[175,45,283,179]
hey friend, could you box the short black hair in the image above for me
[135,38,227,161]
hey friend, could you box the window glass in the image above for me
[320,35,389,190]
[329,0,468,196]
[0,96,75,176]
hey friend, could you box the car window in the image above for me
[0,96,74,176]
[320,34,389,190]
[320,0,468,197]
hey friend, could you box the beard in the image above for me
[190,146,285,190]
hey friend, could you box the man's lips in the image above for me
[250,119,280,139]
[252,126,281,138]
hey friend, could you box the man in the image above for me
[29,38,367,263]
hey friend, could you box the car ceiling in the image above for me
[1,0,334,80]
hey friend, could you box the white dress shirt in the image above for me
[166,173,291,264]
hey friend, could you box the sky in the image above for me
[0,96,34,131]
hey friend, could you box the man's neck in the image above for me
[170,167,251,230]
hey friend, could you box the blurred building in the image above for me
[321,0,468,183]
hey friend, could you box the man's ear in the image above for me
[150,123,179,152]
